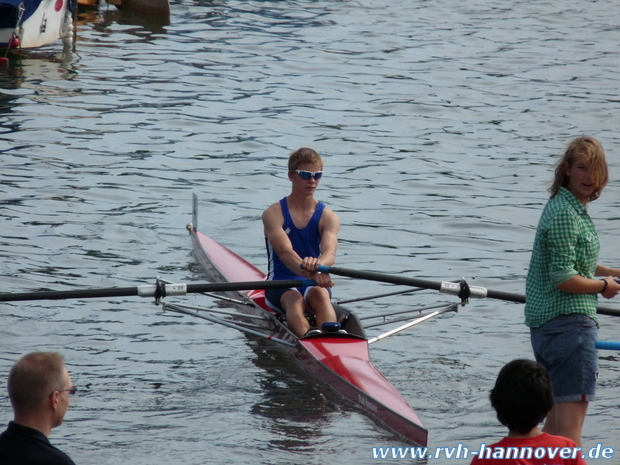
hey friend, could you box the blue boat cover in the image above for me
[0,0,76,29]
[1,0,41,28]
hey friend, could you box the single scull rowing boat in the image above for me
[162,195,450,446]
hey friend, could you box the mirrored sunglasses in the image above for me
[294,170,323,180]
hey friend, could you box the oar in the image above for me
[0,279,315,303]
[596,341,620,350]
[314,265,620,317]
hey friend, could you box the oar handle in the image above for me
[596,341,620,350]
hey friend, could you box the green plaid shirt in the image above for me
[525,187,600,327]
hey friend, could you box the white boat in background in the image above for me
[0,0,76,50]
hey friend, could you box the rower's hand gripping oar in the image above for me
[313,265,620,317]
[0,278,316,303]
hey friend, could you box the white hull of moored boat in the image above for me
[0,0,74,49]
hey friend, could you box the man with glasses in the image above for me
[263,147,340,337]
[0,352,77,465]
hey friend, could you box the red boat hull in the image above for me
[299,336,427,446]
[190,224,428,445]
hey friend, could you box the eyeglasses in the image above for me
[294,170,323,180]
[52,387,78,396]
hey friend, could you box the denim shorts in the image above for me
[530,313,598,403]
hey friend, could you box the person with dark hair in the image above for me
[471,359,586,464]
[263,147,340,337]
[525,136,620,446]
[0,352,77,465]
[491,359,554,435]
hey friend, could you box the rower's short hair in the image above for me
[288,147,323,172]
[490,359,553,435]
[549,136,608,201]
[8,352,67,413]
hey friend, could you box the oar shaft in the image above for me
[0,287,140,302]
[0,279,315,302]
[317,265,441,291]
[317,265,487,297]
[317,265,620,317]
[484,289,525,304]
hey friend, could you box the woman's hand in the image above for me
[601,276,620,299]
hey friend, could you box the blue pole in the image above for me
[595,341,620,350]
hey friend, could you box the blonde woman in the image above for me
[525,136,620,446]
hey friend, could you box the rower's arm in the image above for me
[317,207,339,267]
[262,204,305,275]
[295,208,339,288]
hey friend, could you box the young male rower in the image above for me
[262,147,340,337]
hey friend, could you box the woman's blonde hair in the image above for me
[549,136,608,201]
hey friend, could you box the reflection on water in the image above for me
[76,6,170,40]
[0,57,23,91]
[2,0,620,464]
[249,341,340,450]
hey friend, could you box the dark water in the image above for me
[1,1,620,464]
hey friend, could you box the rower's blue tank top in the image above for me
[266,198,325,281]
